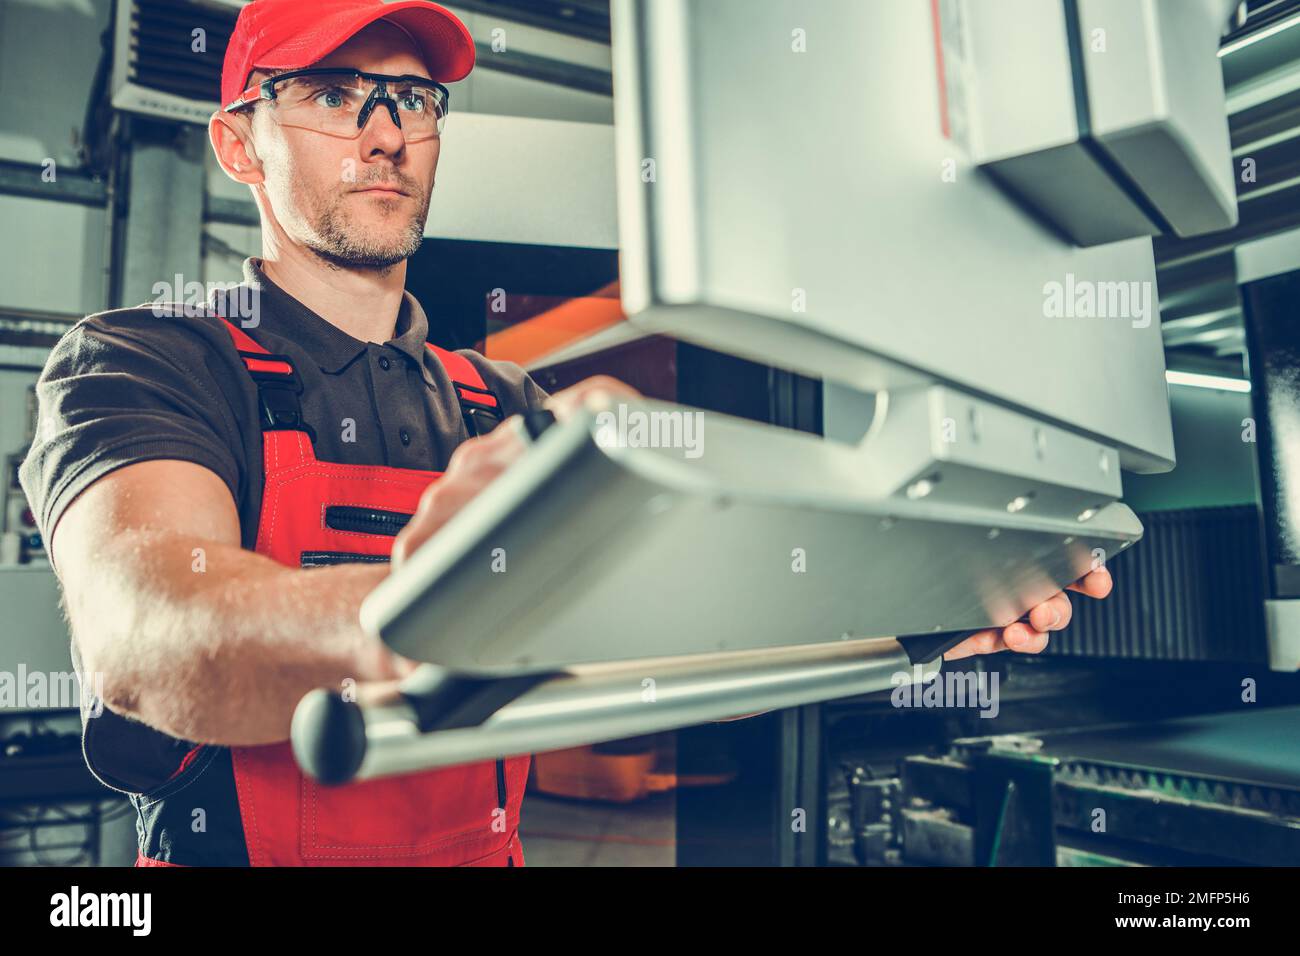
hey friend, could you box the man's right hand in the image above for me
[391,375,641,569]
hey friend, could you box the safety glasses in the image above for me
[223,68,450,142]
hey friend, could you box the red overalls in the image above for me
[135,317,530,866]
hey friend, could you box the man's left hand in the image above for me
[941,566,1113,661]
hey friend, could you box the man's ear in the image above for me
[208,111,265,185]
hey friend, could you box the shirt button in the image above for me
[379,356,391,370]
[400,429,411,446]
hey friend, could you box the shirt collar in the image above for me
[237,258,436,380]
[389,292,438,372]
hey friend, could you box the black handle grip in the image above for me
[398,667,553,733]
[896,629,983,666]
[291,689,368,785]
[522,407,557,441]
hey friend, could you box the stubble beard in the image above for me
[306,184,431,273]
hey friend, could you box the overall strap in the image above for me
[217,318,308,434]
[217,319,505,438]
[426,343,506,437]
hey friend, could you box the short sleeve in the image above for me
[18,309,247,548]
[522,372,551,410]
[461,352,552,417]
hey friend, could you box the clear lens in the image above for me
[268,71,446,141]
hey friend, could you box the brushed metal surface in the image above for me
[1081,0,1238,238]
[301,638,937,779]
[612,0,1175,471]
[363,399,1141,676]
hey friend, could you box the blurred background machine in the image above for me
[889,707,1300,867]
[0,337,130,866]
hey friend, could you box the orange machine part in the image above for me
[532,739,737,804]
[483,281,624,367]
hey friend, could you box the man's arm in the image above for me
[52,459,410,747]
[51,370,633,751]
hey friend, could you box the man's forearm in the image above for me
[70,529,393,746]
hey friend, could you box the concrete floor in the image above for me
[518,790,676,867]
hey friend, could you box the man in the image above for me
[19,0,1109,867]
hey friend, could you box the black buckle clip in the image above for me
[463,405,505,437]
[454,382,505,437]
[240,351,308,433]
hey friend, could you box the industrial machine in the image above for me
[8,0,1300,871]
[290,0,1252,805]
[110,0,242,125]
[871,707,1300,867]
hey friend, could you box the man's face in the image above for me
[248,22,440,270]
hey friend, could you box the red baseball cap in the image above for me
[220,0,476,107]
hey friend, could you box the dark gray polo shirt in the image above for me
[18,257,549,791]
[21,257,549,554]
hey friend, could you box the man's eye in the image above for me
[397,92,426,111]
[314,88,348,108]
